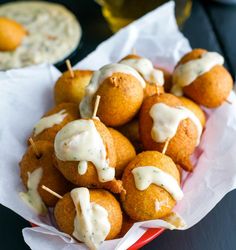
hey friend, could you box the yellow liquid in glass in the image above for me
[97,0,192,32]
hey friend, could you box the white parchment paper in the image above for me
[1,2,236,250]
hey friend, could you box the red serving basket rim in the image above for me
[30,223,164,249]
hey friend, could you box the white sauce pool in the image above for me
[149,103,202,145]
[120,57,164,86]
[132,166,183,201]
[33,109,67,136]
[0,1,82,70]
[19,167,47,215]
[71,188,110,250]
[79,63,146,118]
[54,119,115,182]
[171,52,224,96]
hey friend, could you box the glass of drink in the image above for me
[96,0,192,32]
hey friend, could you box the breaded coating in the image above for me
[121,151,180,221]
[55,119,124,193]
[95,72,144,126]
[30,102,80,143]
[177,49,233,108]
[139,93,198,171]
[19,140,71,206]
[179,96,206,127]
[54,70,93,105]
[108,128,136,178]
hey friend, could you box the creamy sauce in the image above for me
[71,188,110,250]
[171,52,224,96]
[149,103,189,143]
[33,109,67,136]
[0,1,82,70]
[132,166,183,201]
[54,119,115,182]
[120,58,164,86]
[79,63,146,118]
[19,168,47,215]
[78,160,88,175]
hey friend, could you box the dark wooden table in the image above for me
[0,0,236,249]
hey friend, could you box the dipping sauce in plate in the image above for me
[0,1,82,70]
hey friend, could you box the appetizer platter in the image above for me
[1,2,236,250]
[0,1,82,70]
[17,47,233,250]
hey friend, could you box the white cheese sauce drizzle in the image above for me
[120,57,164,86]
[54,119,115,182]
[79,63,146,118]
[19,167,47,215]
[171,52,224,96]
[71,188,110,250]
[149,103,202,145]
[132,166,183,201]
[33,109,67,136]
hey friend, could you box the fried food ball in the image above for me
[54,70,93,105]
[30,103,80,143]
[0,17,26,51]
[95,72,144,127]
[108,128,136,178]
[19,140,71,206]
[121,151,180,221]
[179,96,206,127]
[121,54,164,99]
[174,49,233,108]
[55,119,124,193]
[139,93,198,171]
[117,118,143,153]
[54,189,122,240]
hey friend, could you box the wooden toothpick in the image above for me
[162,138,170,155]
[156,86,160,96]
[92,95,101,118]
[41,185,62,199]
[226,99,232,105]
[29,138,40,158]
[66,59,74,78]
[132,47,136,55]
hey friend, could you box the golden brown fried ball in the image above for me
[30,103,80,143]
[55,119,124,193]
[108,128,136,178]
[176,49,233,108]
[121,151,180,221]
[19,140,71,207]
[54,70,93,105]
[179,96,206,127]
[95,72,144,127]
[139,93,198,171]
[121,54,164,99]
[0,17,26,51]
[54,189,122,240]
